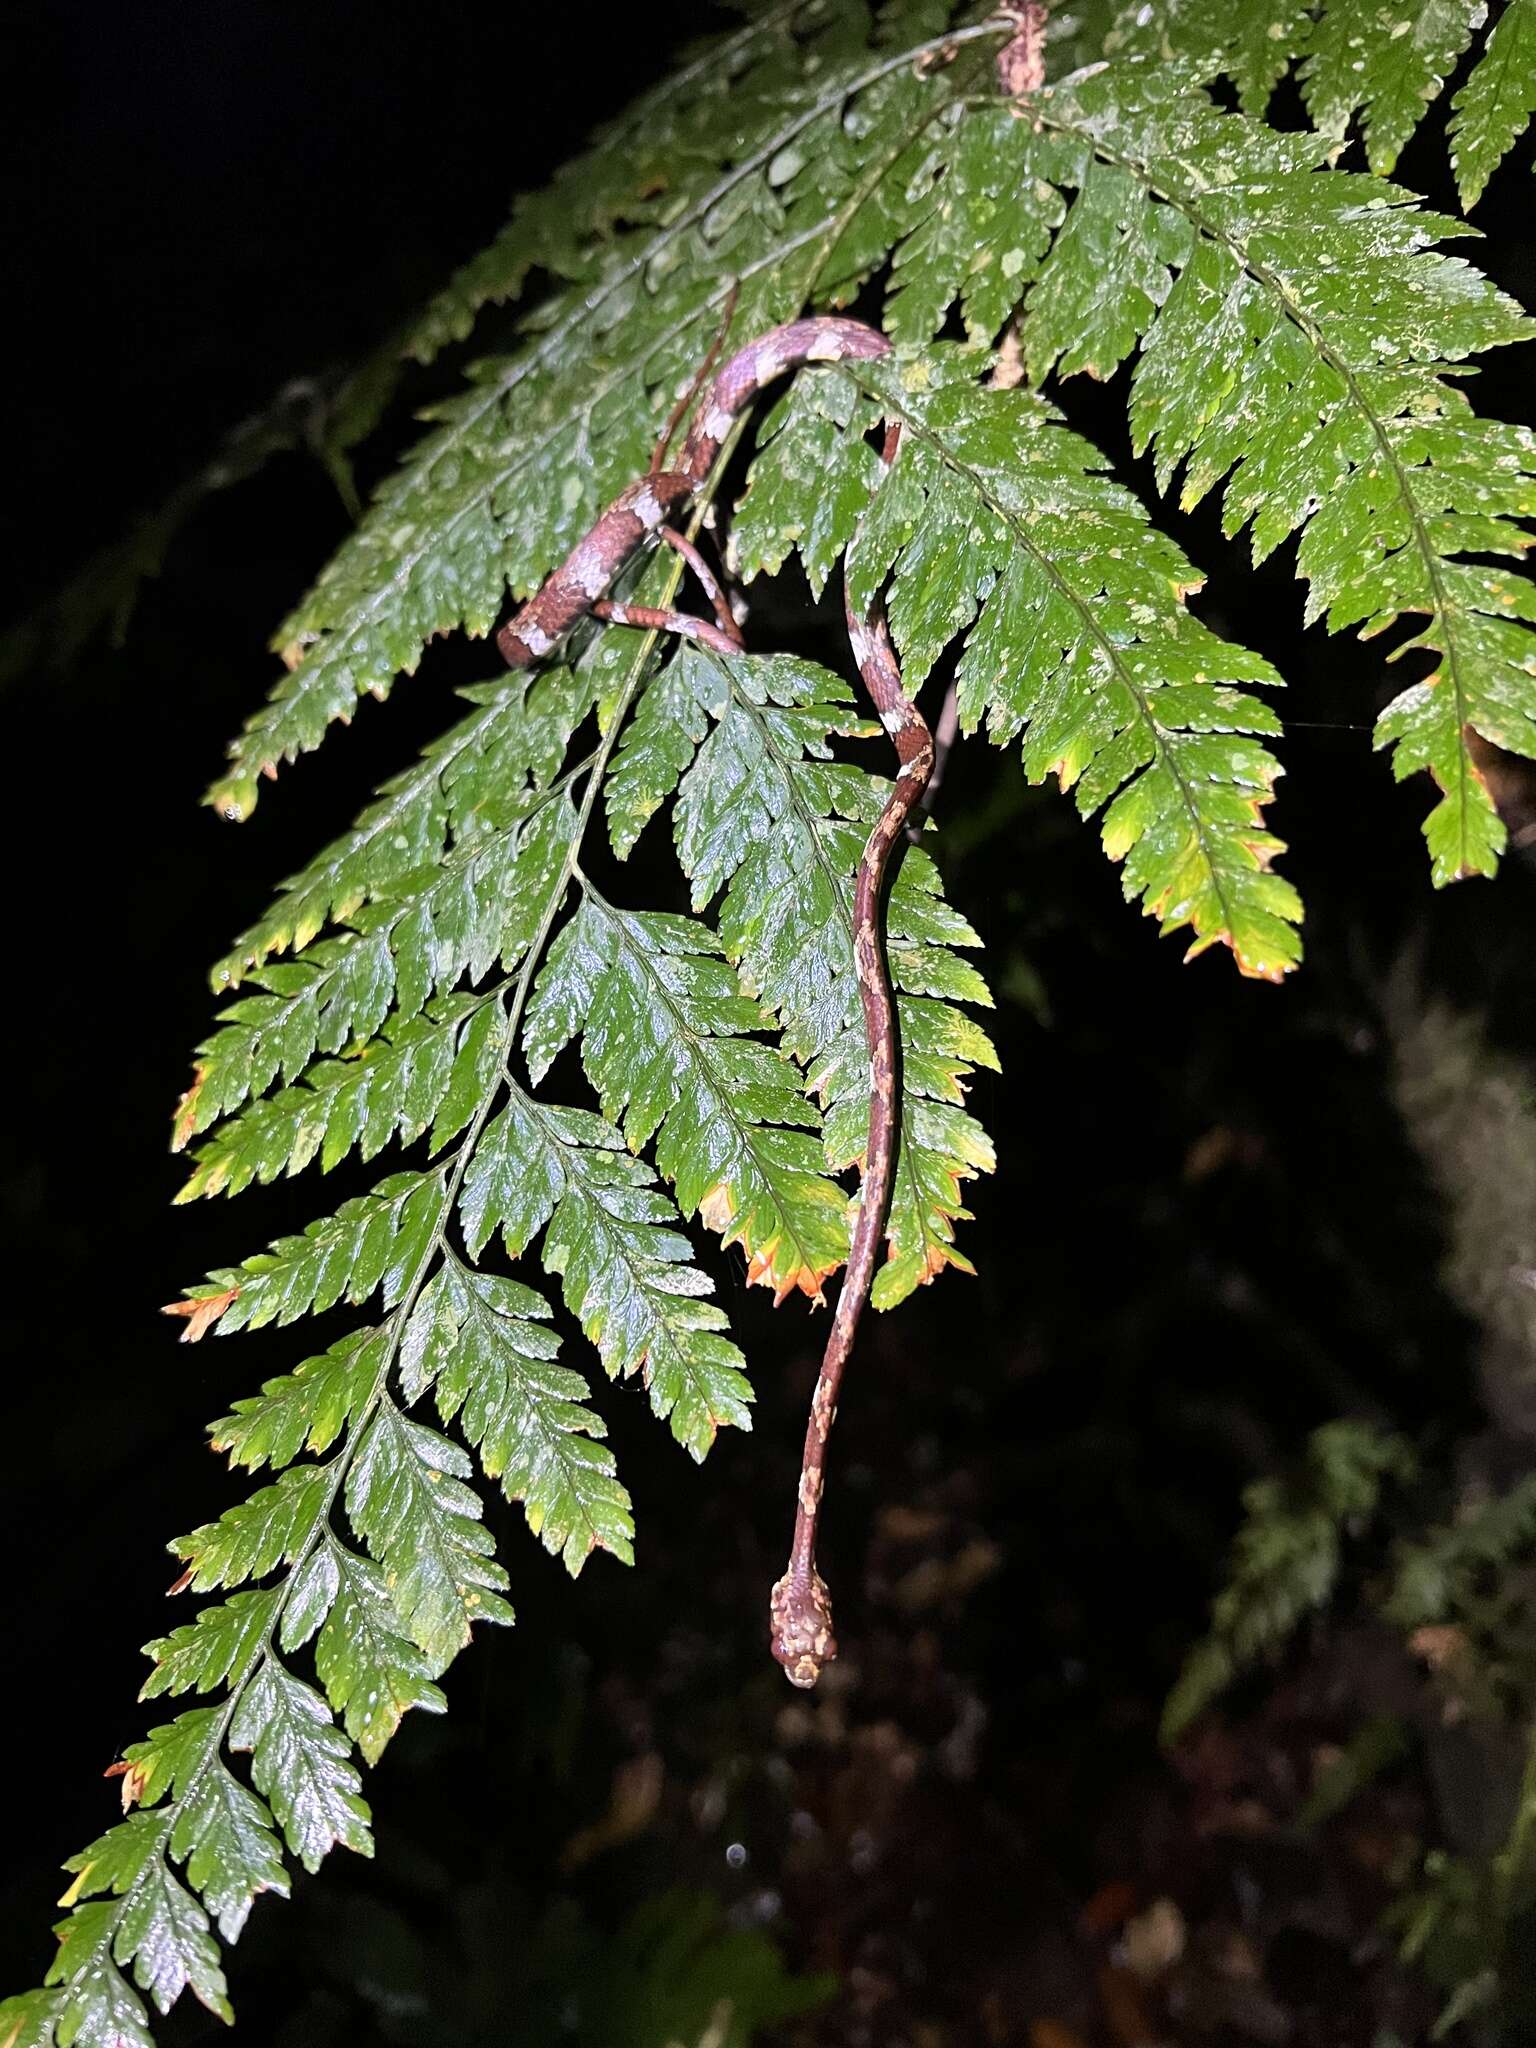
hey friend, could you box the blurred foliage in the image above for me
[1166,989,1536,2037]
[271,1884,831,2048]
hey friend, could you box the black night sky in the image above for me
[4,7,1535,2045]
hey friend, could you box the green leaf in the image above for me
[1099,0,1318,113]
[33,13,1536,2040]
[209,1326,384,1473]
[403,3,814,363]
[206,14,989,815]
[228,1660,373,1874]
[44,1912,153,2048]
[344,1398,514,1672]
[407,1260,634,1573]
[1386,1471,1536,1626]
[728,365,886,596]
[910,60,1536,884]
[605,652,716,859]
[141,1591,280,1703]
[168,1465,330,1594]
[647,646,997,1304]
[853,358,1302,979]
[1451,0,1536,207]
[52,1821,230,2024]
[187,1168,446,1333]
[1100,0,1486,153]
[580,1888,836,2048]
[1302,0,1484,173]
[168,1763,290,1944]
[731,343,1298,972]
[461,1091,753,1459]
[116,1712,290,1941]
[210,671,592,985]
[110,1864,229,2023]
[527,894,850,1300]
[0,1987,63,2048]
[178,787,577,1142]
[313,1547,448,1765]
[886,106,1066,345]
[1163,1421,1415,1741]
[58,1815,167,1906]
[177,994,503,1200]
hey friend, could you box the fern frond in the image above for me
[21,581,758,2040]
[1163,1421,1417,1741]
[1103,0,1316,116]
[208,7,1000,819]
[401,1258,634,1573]
[525,892,852,1301]
[611,644,998,1303]
[177,781,580,1142]
[209,668,595,987]
[1301,1,1485,173]
[404,1,813,364]
[36,872,607,2040]
[1387,1472,1536,1628]
[228,1660,376,1872]
[460,1088,753,1460]
[18,11,1536,2041]
[1451,0,1536,206]
[184,1169,446,1331]
[880,66,1535,882]
[209,1326,384,1472]
[175,993,503,1199]
[1101,0,1489,176]
[344,1397,515,1669]
[733,353,1299,976]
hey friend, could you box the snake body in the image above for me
[496,317,934,1687]
[496,318,889,669]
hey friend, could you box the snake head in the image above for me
[769,1568,837,1688]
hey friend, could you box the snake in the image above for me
[496,317,934,1688]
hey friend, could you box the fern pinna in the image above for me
[6,3,1536,2042]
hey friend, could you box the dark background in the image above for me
[4,6,1535,2044]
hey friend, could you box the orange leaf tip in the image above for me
[161,1287,239,1343]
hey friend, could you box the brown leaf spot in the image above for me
[161,1287,239,1343]
[698,1180,737,1239]
[104,1756,152,1812]
[1468,726,1536,849]
[988,324,1026,391]
[170,1066,208,1153]
[701,1179,835,1304]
